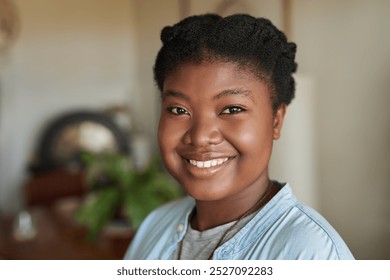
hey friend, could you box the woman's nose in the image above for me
[183,116,223,147]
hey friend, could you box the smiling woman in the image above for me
[124,13,354,260]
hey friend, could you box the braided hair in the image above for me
[154,14,297,110]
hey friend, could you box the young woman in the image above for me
[124,14,354,260]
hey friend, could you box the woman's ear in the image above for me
[273,104,286,140]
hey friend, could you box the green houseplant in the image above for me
[75,152,181,241]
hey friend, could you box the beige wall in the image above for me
[293,0,390,259]
[131,0,180,145]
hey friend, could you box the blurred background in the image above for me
[0,0,389,260]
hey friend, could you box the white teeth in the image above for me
[188,158,229,168]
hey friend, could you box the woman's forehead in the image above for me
[162,61,271,104]
[164,61,260,89]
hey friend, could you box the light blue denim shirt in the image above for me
[124,184,354,260]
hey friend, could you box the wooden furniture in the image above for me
[0,198,134,260]
[25,169,87,206]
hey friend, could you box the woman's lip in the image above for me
[180,151,236,161]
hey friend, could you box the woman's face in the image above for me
[158,61,285,202]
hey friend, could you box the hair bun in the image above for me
[161,26,177,44]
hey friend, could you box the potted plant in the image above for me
[75,152,181,241]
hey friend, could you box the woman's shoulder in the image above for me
[233,184,354,259]
[258,184,354,259]
[281,203,354,259]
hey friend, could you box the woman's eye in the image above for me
[168,107,189,115]
[221,106,245,114]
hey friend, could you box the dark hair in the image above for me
[154,13,297,110]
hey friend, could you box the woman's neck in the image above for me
[191,179,278,231]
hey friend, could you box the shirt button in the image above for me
[176,224,184,232]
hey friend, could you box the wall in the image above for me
[131,0,180,146]
[0,0,137,213]
[293,0,390,259]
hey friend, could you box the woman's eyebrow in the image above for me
[161,89,189,101]
[213,88,254,102]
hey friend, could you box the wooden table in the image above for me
[0,198,134,260]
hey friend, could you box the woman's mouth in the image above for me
[187,157,231,168]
